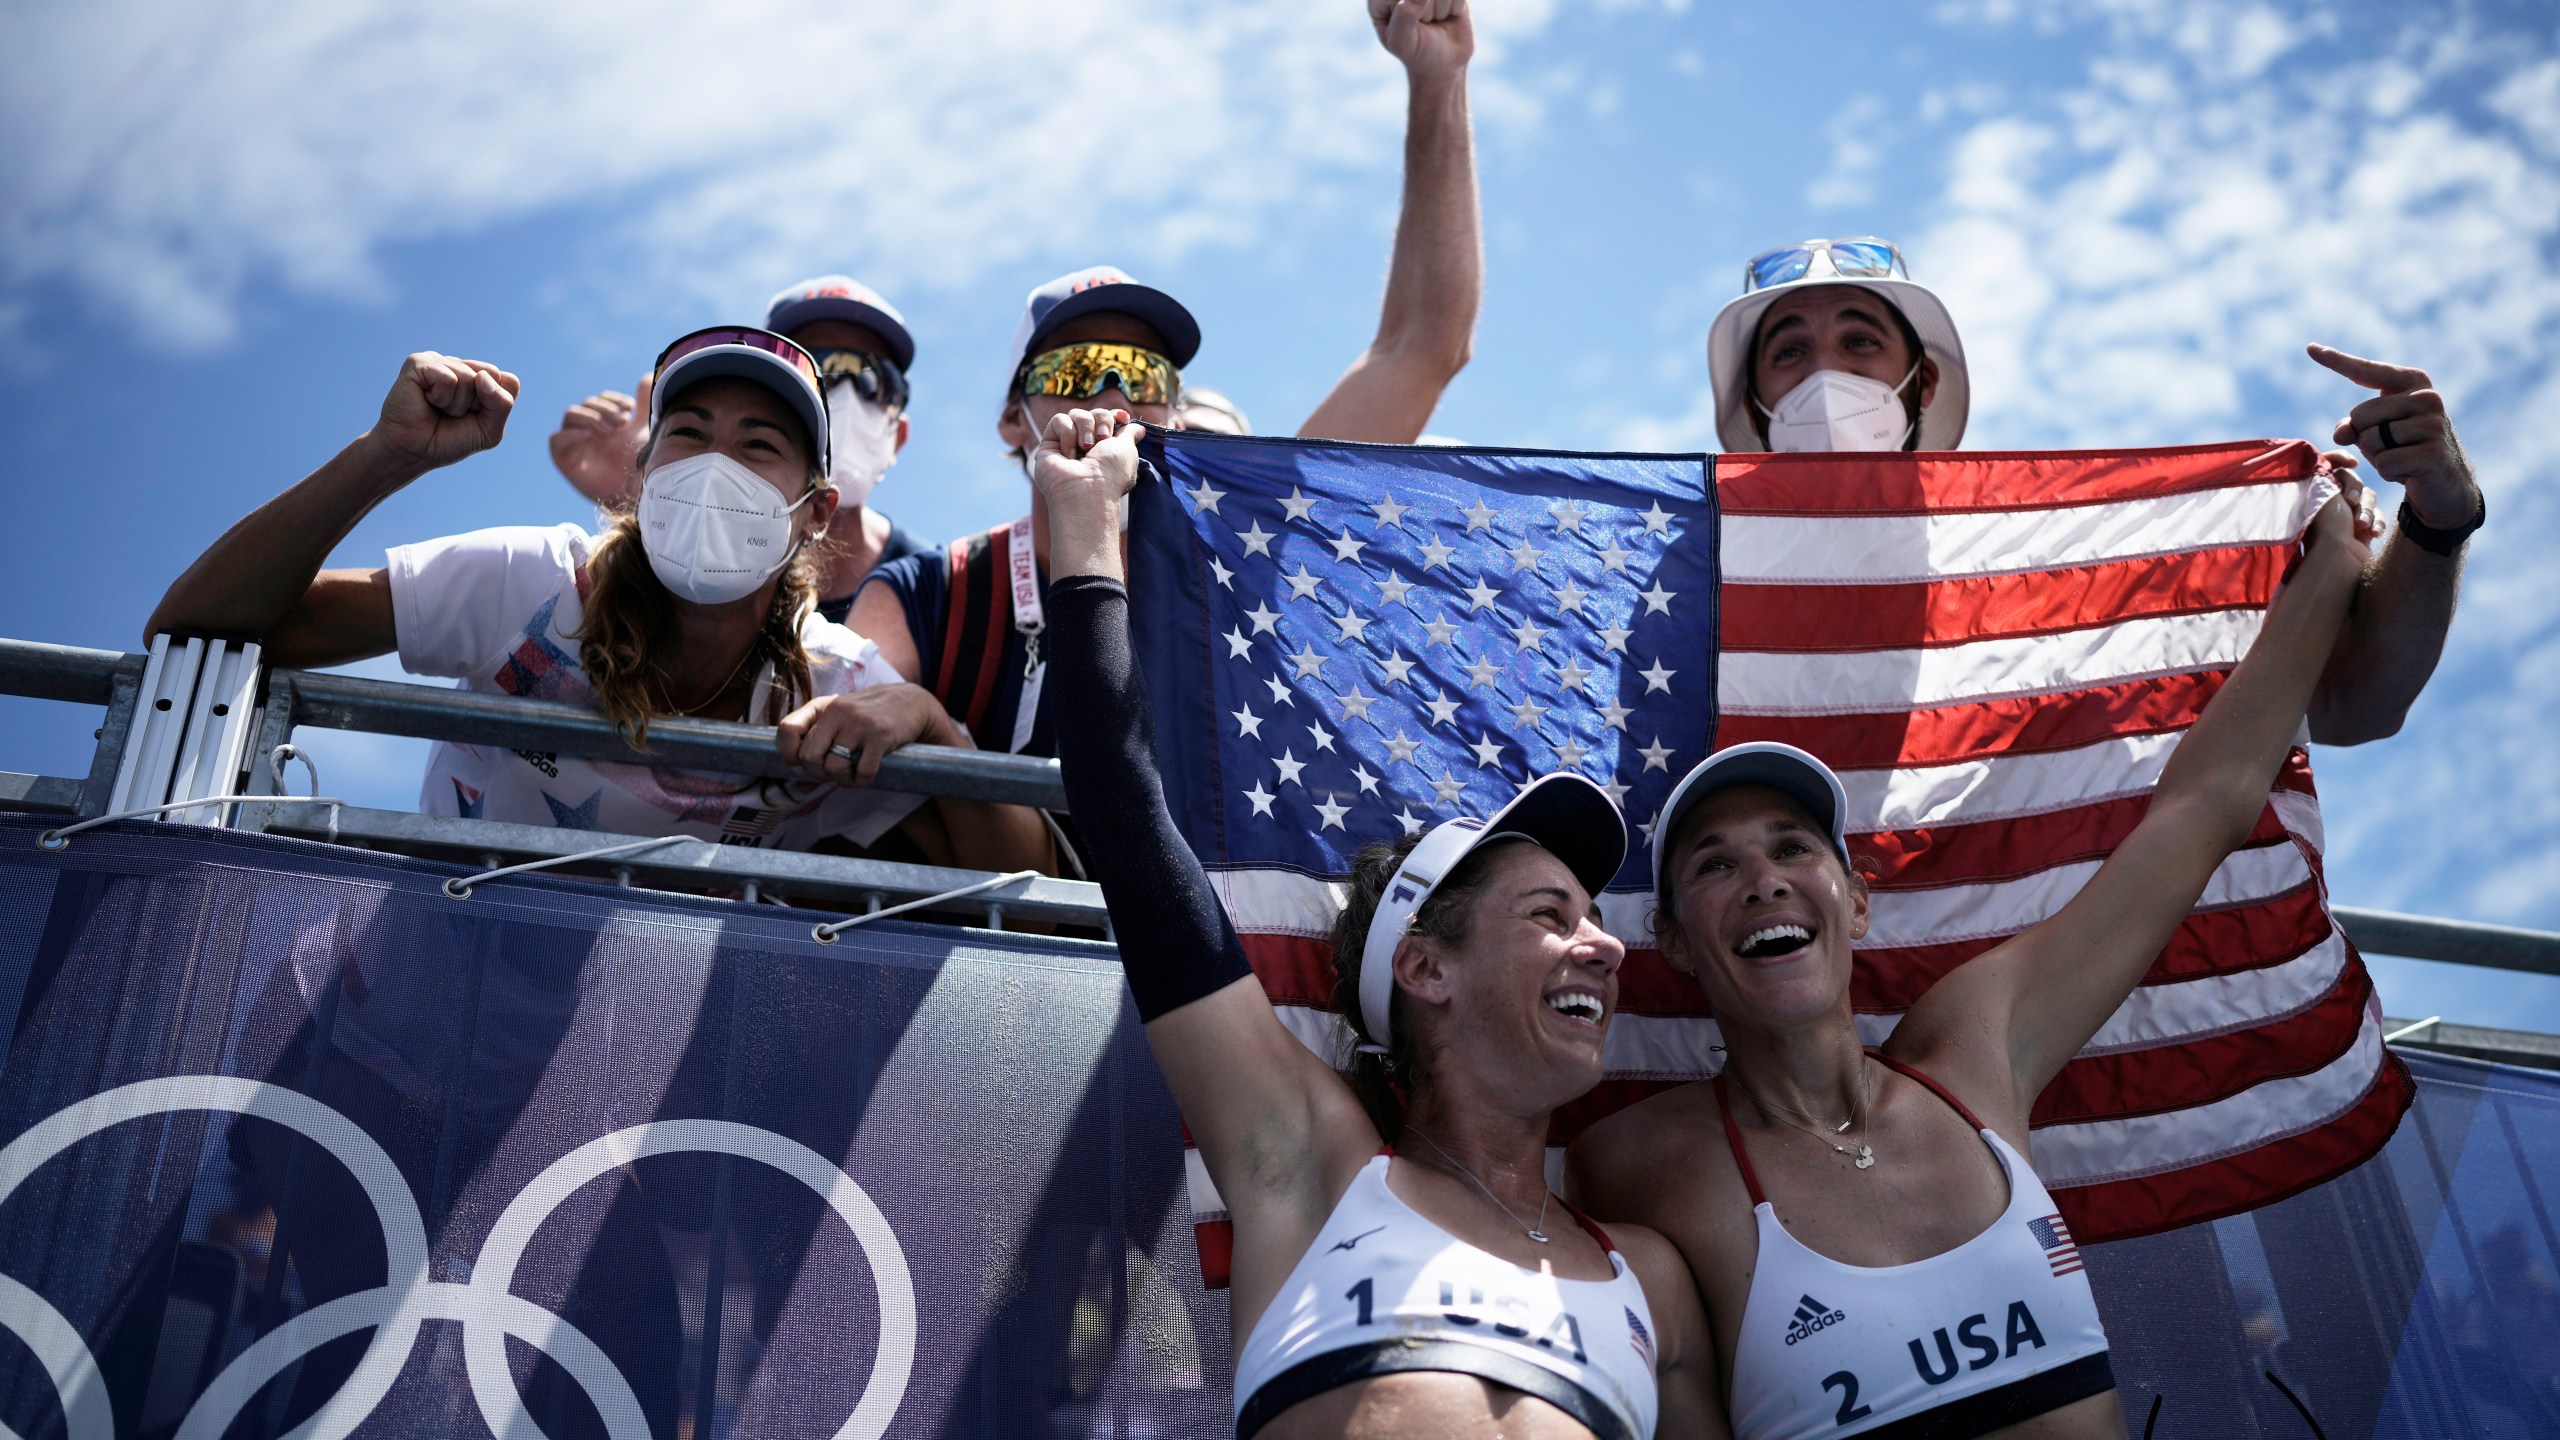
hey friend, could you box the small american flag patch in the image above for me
[2028,1213,2083,1277]
[1626,1306,1655,1367]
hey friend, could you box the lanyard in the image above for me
[1006,513,1044,755]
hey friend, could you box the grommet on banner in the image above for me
[442,835,690,899]
[813,870,1041,944]
[40,743,341,850]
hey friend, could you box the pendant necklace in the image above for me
[1403,1125,1551,1242]
[1731,1059,1876,1170]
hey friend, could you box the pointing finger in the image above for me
[2306,343,2430,395]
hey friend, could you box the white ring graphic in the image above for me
[0,1080,913,1440]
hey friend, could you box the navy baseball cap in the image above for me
[765,275,916,372]
[1005,265,1201,383]
[1651,742,1852,899]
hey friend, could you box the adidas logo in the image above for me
[1783,1294,1846,1346]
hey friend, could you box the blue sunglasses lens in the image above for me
[1747,247,1815,292]
[1827,240,1901,278]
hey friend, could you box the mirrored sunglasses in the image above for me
[811,346,910,411]
[1743,237,1909,294]
[1020,342,1180,407]
[652,326,824,394]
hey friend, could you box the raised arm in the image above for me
[1905,494,2370,1115]
[146,352,519,668]
[1037,410,1376,1214]
[2302,345,2483,745]
[1295,0,1480,445]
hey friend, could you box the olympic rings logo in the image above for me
[0,1076,915,1440]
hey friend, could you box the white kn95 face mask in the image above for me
[637,451,819,605]
[826,380,900,509]
[1756,364,1920,452]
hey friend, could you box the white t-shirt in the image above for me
[386,523,923,849]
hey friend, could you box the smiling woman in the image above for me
[141,329,1052,873]
[1568,496,2377,1439]
[1032,401,1729,1439]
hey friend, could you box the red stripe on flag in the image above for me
[2052,1052,2414,1242]
[1720,671,2229,772]
[1857,795,2291,891]
[2032,963,2372,1124]
[1849,874,2333,1012]
[1714,439,2320,516]
[1721,546,2292,655]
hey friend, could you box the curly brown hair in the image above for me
[1325,834,1532,1142]
[574,424,831,748]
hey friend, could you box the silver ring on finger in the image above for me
[829,743,855,760]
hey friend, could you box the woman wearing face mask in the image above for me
[1568,494,2373,1439]
[147,334,1052,872]
[1033,404,1726,1439]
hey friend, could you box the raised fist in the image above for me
[371,352,519,471]
[1369,0,1473,78]
[551,371,651,507]
[1029,407,1144,508]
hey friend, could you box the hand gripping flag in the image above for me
[1130,432,2409,1287]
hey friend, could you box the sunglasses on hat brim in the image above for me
[1743,237,1910,295]
[1019,342,1180,408]
[652,326,825,395]
[811,346,910,411]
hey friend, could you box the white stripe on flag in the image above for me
[2028,1001,2385,1187]
[2081,927,2349,1053]
[1185,1145,1228,1219]
[1841,732,2181,832]
[1861,837,2310,950]
[1720,479,2320,584]
[1719,608,2265,715]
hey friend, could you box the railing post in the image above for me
[75,669,143,818]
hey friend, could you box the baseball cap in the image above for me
[1005,265,1202,384]
[1357,773,1628,1052]
[1651,743,1851,901]
[765,275,916,372]
[649,326,833,475]
[1706,242,1970,452]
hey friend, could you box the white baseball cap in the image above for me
[1356,773,1628,1052]
[1651,742,1851,902]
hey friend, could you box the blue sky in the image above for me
[2,0,2553,1026]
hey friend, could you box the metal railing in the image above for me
[0,636,1100,928]
[5,634,2560,976]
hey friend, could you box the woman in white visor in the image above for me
[1569,491,2371,1439]
[147,332,1049,872]
[1032,403,1725,1439]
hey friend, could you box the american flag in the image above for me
[2028,1213,2084,1278]
[1132,432,2411,1288]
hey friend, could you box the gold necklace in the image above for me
[1403,1126,1552,1243]
[660,644,762,718]
[1729,1058,1876,1170]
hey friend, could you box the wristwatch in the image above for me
[2397,491,2485,557]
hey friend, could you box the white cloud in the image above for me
[0,0,1565,351]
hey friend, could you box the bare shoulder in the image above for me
[1569,1082,1726,1220]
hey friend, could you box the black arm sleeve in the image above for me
[1046,572,1255,1022]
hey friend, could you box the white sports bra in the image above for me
[1233,1153,1661,1440]
[1720,1053,2113,1440]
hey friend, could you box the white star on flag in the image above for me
[1314,795,1350,830]
[1284,564,1323,600]
[1328,530,1367,564]
[1238,521,1276,557]
[1243,782,1277,817]
[1373,494,1412,528]
[1232,703,1263,738]
[1639,660,1676,693]
[1274,750,1307,786]
[1639,737,1675,772]
[1332,611,1372,642]
[1280,487,1318,523]
[1289,644,1328,679]
[1186,479,1226,513]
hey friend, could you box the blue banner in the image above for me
[0,814,1219,1439]
[0,812,2553,1437]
